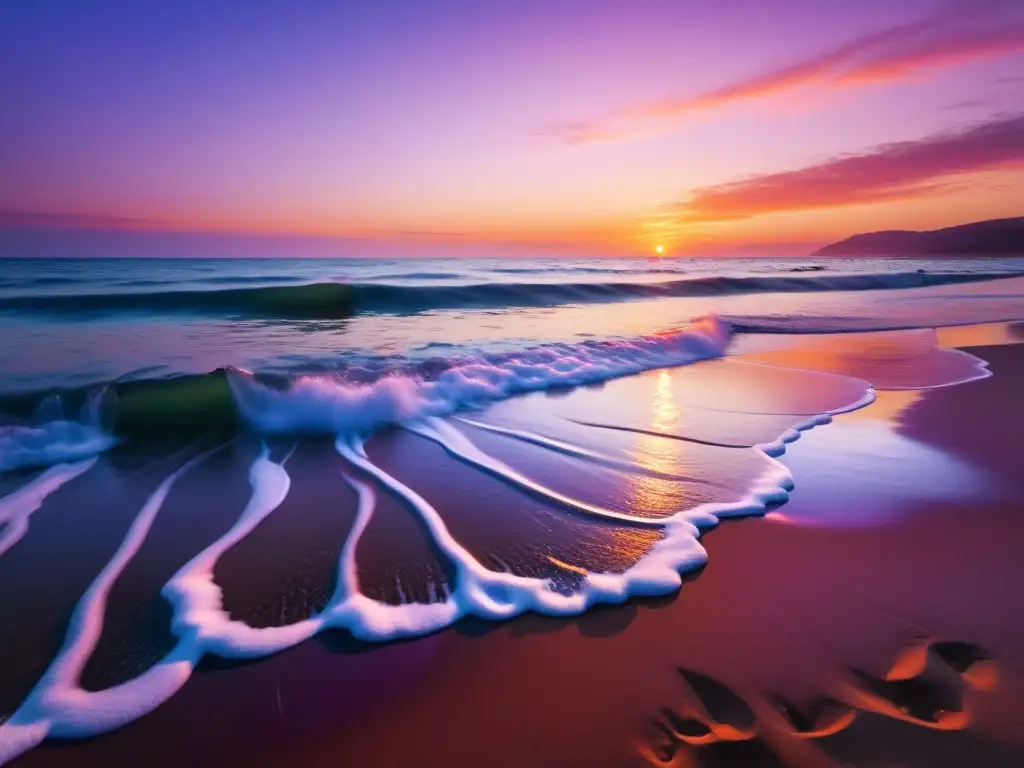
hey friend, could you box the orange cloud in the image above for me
[667,114,1024,223]
[542,3,1024,144]
[832,25,1024,85]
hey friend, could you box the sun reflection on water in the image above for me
[652,370,680,431]
[621,371,692,517]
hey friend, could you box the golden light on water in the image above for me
[652,369,680,430]
[621,370,688,517]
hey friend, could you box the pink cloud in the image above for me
[542,3,1024,144]
[670,113,1024,222]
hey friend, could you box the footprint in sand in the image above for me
[645,667,782,766]
[644,639,998,766]
[840,639,996,730]
[930,640,998,691]
[766,694,856,739]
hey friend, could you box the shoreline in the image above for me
[3,340,1024,766]
[3,271,1024,400]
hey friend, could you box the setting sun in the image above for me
[655,244,664,255]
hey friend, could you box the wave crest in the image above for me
[0,317,731,461]
[228,315,731,434]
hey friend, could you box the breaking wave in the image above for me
[0,316,731,464]
[0,392,115,472]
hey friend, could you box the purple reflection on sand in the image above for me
[769,391,994,527]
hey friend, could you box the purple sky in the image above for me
[1,0,1022,256]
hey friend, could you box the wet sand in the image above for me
[5,342,1024,767]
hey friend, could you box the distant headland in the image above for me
[812,217,1024,257]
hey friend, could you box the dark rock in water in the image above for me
[788,265,826,272]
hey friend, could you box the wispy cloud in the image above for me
[387,229,473,238]
[542,2,1024,145]
[0,211,164,230]
[943,98,991,110]
[666,113,1024,223]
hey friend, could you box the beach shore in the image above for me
[5,339,1024,767]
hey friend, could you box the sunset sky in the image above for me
[1,0,1022,257]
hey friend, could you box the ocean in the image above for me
[3,255,1024,760]
[3,256,1024,395]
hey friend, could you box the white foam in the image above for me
[0,315,880,764]
[409,417,668,527]
[0,403,853,764]
[454,416,708,482]
[0,459,98,557]
[0,421,115,472]
[888,347,993,391]
[1,443,456,763]
[161,445,309,656]
[0,390,115,472]
[753,385,878,459]
[227,315,731,435]
[0,450,208,760]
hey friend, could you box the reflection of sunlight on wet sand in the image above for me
[734,321,1024,364]
[653,370,680,431]
[729,327,935,357]
[599,363,851,518]
[623,371,694,517]
[546,555,588,576]
[937,321,1024,350]
[742,328,994,390]
[767,389,991,527]
[838,389,922,423]
[595,528,659,570]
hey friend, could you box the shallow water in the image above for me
[0,324,995,761]
[2,256,1024,762]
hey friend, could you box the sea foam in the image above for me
[227,315,731,434]
[0,459,98,556]
[0,315,880,764]
[0,415,114,472]
[0,390,115,471]
[0,393,876,764]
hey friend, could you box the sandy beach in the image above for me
[1,331,1021,767]
[5,1,1024,762]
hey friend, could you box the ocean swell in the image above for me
[1,271,1020,320]
[0,282,356,320]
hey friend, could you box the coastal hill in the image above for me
[812,217,1024,257]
